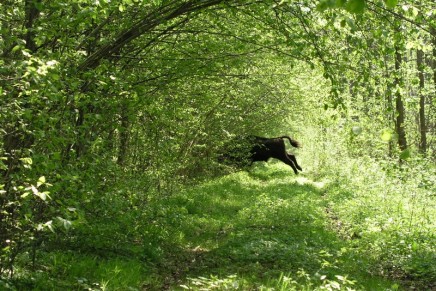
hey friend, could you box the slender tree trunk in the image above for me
[384,54,394,156]
[432,25,436,90]
[417,49,427,155]
[432,25,436,160]
[24,0,41,52]
[394,46,408,152]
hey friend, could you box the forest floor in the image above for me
[148,163,403,290]
[12,162,433,290]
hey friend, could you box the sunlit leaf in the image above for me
[380,129,392,141]
[21,192,30,198]
[12,45,21,53]
[31,185,47,200]
[45,220,55,233]
[20,157,33,165]
[385,0,398,9]
[37,176,46,187]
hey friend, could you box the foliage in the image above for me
[1,0,435,289]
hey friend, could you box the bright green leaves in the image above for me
[384,0,398,9]
[380,128,394,142]
[317,0,399,13]
[20,176,51,201]
[20,157,33,169]
[345,0,365,14]
[317,0,365,13]
[380,129,412,160]
[119,0,142,12]
[118,0,165,12]
[316,0,339,11]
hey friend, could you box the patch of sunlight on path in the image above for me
[295,176,329,190]
[167,164,397,290]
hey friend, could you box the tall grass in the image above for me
[299,123,436,289]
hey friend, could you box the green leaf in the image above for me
[340,19,346,27]
[385,0,398,8]
[380,129,392,141]
[21,192,30,198]
[31,185,48,201]
[45,220,55,233]
[37,176,46,187]
[399,148,411,160]
[346,0,365,13]
[12,45,21,53]
[20,157,33,165]
[57,217,72,230]
[317,0,336,11]
[411,241,419,251]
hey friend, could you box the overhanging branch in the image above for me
[77,0,226,71]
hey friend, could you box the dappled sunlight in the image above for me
[161,165,395,290]
[295,176,329,190]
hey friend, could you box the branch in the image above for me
[24,0,42,52]
[77,0,226,71]
[366,0,433,34]
[75,11,117,51]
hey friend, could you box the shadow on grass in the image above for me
[157,165,394,290]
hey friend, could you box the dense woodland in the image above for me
[1,0,435,290]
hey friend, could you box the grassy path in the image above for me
[154,164,398,290]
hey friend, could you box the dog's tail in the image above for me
[280,136,301,148]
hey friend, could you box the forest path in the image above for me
[159,164,398,290]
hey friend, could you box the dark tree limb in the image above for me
[78,0,226,71]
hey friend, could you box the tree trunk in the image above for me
[432,25,436,160]
[384,54,395,157]
[417,49,427,155]
[394,46,408,152]
[24,0,41,52]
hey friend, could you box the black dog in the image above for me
[219,135,302,174]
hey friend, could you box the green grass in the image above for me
[5,159,434,290]
[153,163,401,290]
[4,252,152,290]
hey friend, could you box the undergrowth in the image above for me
[320,155,436,289]
[2,156,434,290]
